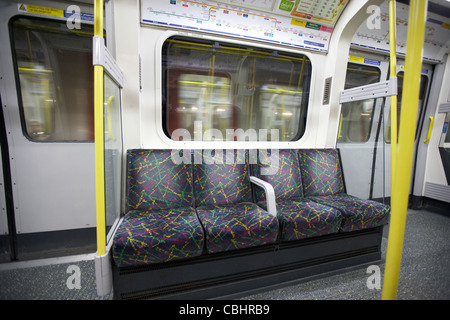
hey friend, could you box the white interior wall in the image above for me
[114,0,385,151]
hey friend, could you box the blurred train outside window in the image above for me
[162,36,312,142]
[10,17,95,142]
[338,63,381,143]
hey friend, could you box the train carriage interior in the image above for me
[0,0,449,302]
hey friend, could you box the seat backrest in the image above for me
[126,149,194,212]
[253,149,303,202]
[298,149,345,197]
[193,150,252,207]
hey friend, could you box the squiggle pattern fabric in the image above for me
[298,149,345,197]
[112,148,390,267]
[194,150,278,253]
[258,200,342,241]
[252,149,303,202]
[197,202,278,254]
[113,150,204,267]
[126,149,194,211]
[253,150,342,241]
[112,207,204,267]
[298,149,390,232]
[194,150,252,207]
[310,194,390,232]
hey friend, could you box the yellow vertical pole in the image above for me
[389,0,397,182]
[94,0,106,256]
[382,0,428,300]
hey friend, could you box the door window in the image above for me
[10,17,94,142]
[338,63,381,143]
[385,72,429,143]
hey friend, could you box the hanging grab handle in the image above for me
[424,116,434,144]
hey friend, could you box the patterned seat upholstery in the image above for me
[194,150,278,254]
[112,150,204,267]
[196,202,277,253]
[306,193,390,232]
[113,207,204,266]
[297,149,345,197]
[253,149,342,241]
[298,149,390,232]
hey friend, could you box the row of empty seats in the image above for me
[112,149,390,268]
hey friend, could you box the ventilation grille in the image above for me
[323,77,332,105]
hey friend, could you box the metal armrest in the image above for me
[250,176,277,217]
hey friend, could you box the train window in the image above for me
[385,72,428,143]
[162,36,312,141]
[10,17,94,142]
[338,63,381,143]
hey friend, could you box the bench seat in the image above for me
[111,148,390,299]
[112,148,390,268]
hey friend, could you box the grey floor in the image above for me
[0,255,112,300]
[240,209,450,300]
[0,209,449,300]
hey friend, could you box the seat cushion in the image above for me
[126,149,193,212]
[310,194,390,232]
[196,202,278,254]
[112,207,204,267]
[298,149,345,197]
[258,200,342,241]
[253,149,304,203]
[193,150,252,207]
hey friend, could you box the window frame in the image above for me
[160,34,313,143]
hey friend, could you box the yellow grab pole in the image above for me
[94,0,106,256]
[382,0,428,300]
[389,0,397,181]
